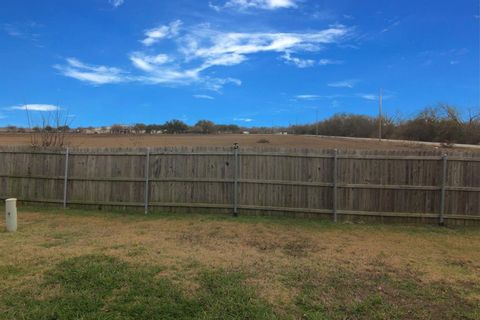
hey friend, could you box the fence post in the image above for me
[144,148,150,214]
[439,154,447,225]
[63,148,69,208]
[333,149,338,222]
[233,143,239,217]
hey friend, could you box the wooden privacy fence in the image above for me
[0,146,479,225]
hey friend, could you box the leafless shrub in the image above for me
[26,108,73,147]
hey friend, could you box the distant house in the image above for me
[110,125,131,134]
[82,127,108,134]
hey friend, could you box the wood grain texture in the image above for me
[0,145,478,224]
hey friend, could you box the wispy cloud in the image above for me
[182,24,350,69]
[193,94,215,100]
[295,94,344,101]
[328,79,357,88]
[358,93,393,101]
[109,0,124,8]
[210,0,298,11]
[331,100,341,108]
[9,104,61,112]
[3,24,23,37]
[2,22,43,46]
[56,56,240,91]
[234,117,254,122]
[281,52,315,68]
[359,94,377,101]
[381,19,400,33]
[55,58,128,85]
[141,20,182,46]
[129,52,171,71]
[57,21,351,90]
[310,10,337,21]
[419,48,469,58]
[318,58,343,65]
[419,48,469,66]
[295,94,322,100]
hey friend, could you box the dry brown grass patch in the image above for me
[1,209,479,312]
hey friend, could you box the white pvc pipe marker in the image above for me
[5,198,17,232]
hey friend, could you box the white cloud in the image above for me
[295,94,343,100]
[202,77,242,92]
[212,0,298,11]
[328,79,357,88]
[193,94,215,100]
[129,52,171,72]
[10,104,61,112]
[181,24,349,71]
[110,0,124,8]
[141,20,182,46]
[135,68,200,85]
[282,53,343,68]
[358,93,393,101]
[55,58,128,85]
[57,21,350,90]
[202,53,247,69]
[56,56,241,91]
[359,94,377,101]
[318,58,343,65]
[296,94,322,100]
[281,52,315,68]
[234,117,254,122]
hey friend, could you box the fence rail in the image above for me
[0,145,479,225]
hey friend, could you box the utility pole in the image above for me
[378,88,383,141]
[315,108,319,136]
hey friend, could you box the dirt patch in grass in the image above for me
[245,235,317,257]
[0,209,479,319]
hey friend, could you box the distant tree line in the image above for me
[4,104,479,145]
[112,120,243,135]
[289,104,479,145]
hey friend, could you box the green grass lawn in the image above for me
[0,207,479,319]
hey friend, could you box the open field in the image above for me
[1,208,479,319]
[0,133,477,151]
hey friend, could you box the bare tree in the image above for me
[26,108,73,147]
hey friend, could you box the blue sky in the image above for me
[0,0,478,127]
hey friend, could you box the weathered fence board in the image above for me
[0,145,479,225]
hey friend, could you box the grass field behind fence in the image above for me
[0,207,479,319]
